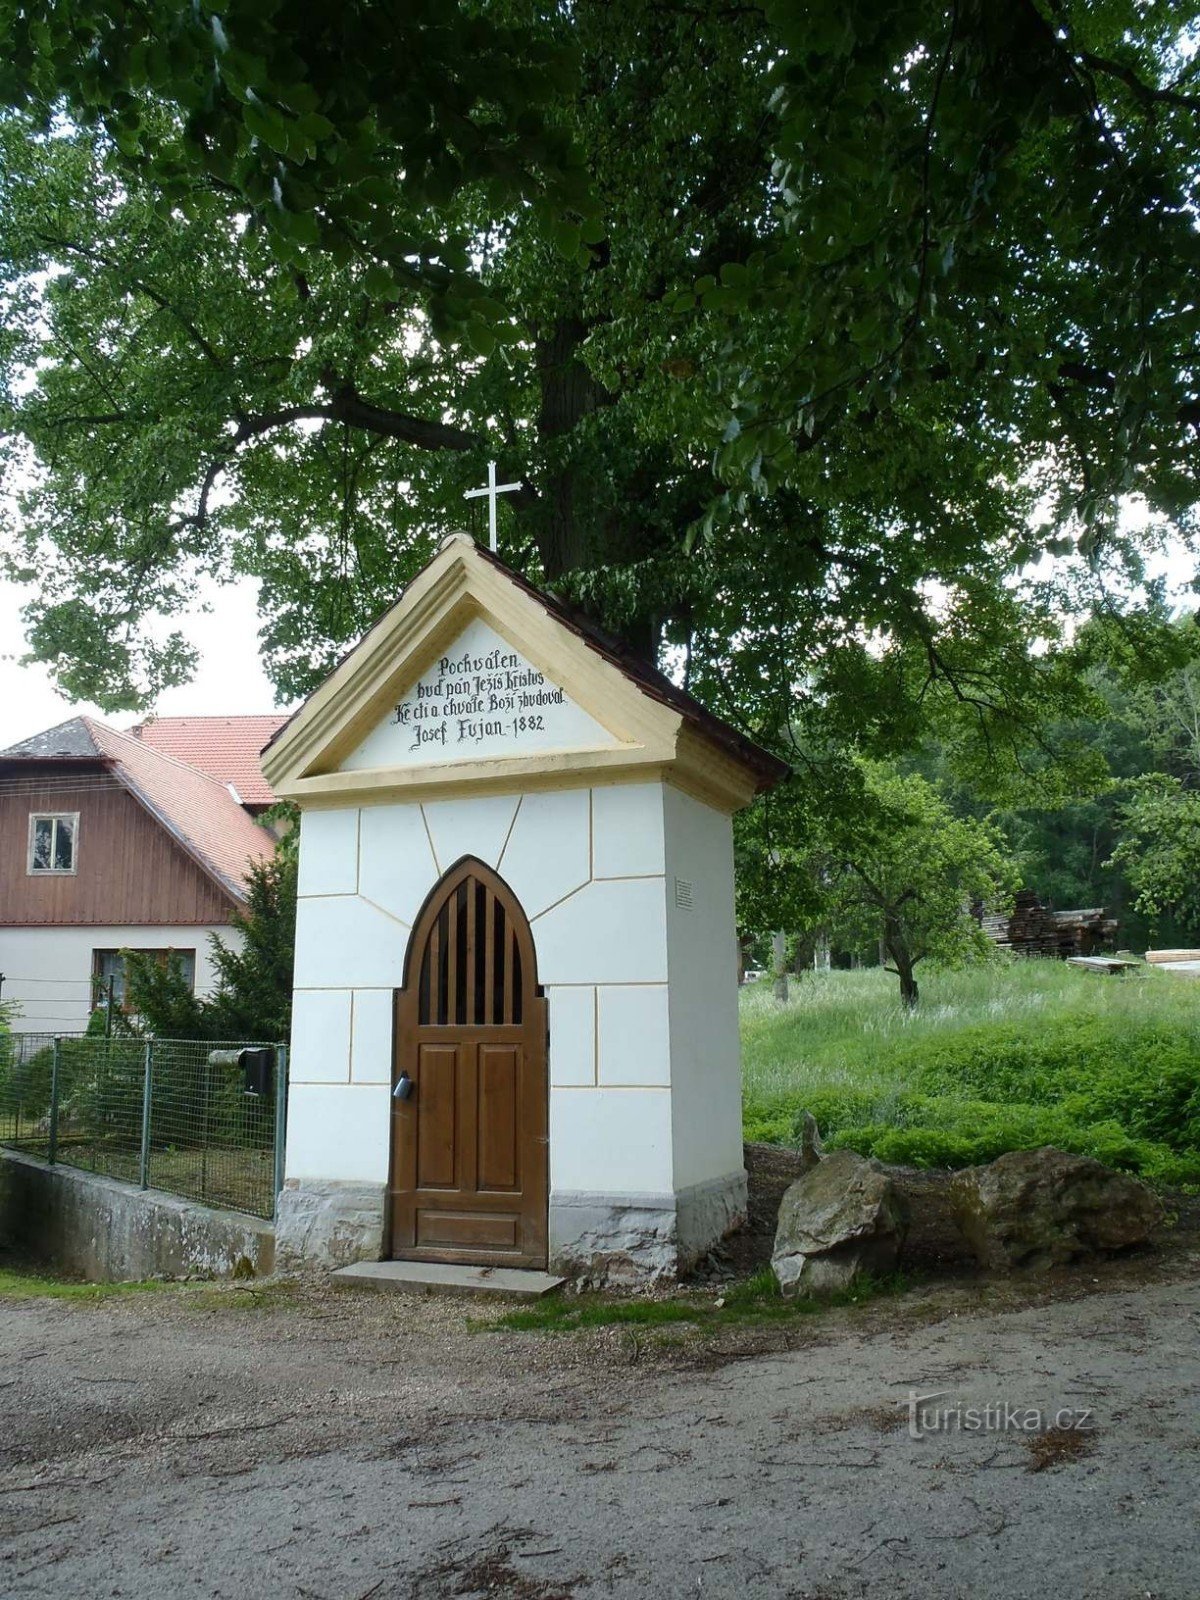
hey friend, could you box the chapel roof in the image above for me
[261,533,789,796]
[471,541,789,791]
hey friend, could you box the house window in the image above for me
[28,813,78,874]
[92,948,197,1008]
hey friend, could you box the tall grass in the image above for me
[740,959,1200,1181]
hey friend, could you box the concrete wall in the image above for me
[284,778,745,1277]
[0,924,238,1035]
[0,1149,274,1282]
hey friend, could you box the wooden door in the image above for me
[389,857,548,1267]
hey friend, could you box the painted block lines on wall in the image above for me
[350,989,394,1084]
[591,782,665,879]
[496,789,591,917]
[598,986,671,1086]
[290,989,353,1084]
[547,986,595,1086]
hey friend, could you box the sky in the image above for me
[0,572,292,749]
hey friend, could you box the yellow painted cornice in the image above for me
[262,533,778,814]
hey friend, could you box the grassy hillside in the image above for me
[740,961,1200,1185]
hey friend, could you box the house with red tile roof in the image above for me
[131,714,288,813]
[0,715,278,1033]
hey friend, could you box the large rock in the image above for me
[771,1148,909,1294]
[797,1111,824,1172]
[950,1147,1162,1271]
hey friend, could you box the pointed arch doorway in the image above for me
[388,857,549,1268]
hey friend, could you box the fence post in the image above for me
[201,1054,210,1204]
[139,1040,153,1190]
[47,1037,62,1164]
[273,1045,288,1220]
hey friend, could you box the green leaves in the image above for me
[1111,776,1200,941]
[549,219,580,258]
[0,0,1195,802]
[0,0,591,303]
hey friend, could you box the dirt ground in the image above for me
[3,1155,1199,1600]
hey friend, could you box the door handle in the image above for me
[392,1072,415,1102]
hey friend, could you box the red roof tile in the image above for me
[133,714,287,806]
[86,719,274,901]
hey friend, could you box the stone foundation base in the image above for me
[550,1169,747,1286]
[275,1179,385,1272]
[677,1167,749,1262]
[276,1169,748,1284]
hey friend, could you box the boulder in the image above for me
[950,1147,1162,1271]
[771,1148,909,1294]
[798,1111,825,1172]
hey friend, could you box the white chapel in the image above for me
[261,532,786,1281]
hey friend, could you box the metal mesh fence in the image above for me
[0,1031,286,1220]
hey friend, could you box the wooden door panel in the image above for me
[389,858,548,1268]
[415,1043,459,1190]
[477,1044,519,1192]
[415,1210,519,1250]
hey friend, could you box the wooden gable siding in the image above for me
[0,768,237,927]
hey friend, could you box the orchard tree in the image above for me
[822,763,1017,1007]
[1109,777,1200,944]
[0,0,1197,783]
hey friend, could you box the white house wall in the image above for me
[0,925,237,1036]
[287,782,674,1185]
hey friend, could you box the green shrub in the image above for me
[3,1040,56,1122]
[743,1106,796,1144]
[825,1102,1200,1181]
[897,1016,1200,1154]
[790,1087,886,1136]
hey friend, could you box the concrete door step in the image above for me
[330,1260,566,1300]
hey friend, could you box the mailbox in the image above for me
[240,1047,275,1097]
[207,1046,276,1094]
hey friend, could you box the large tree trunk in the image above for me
[533,315,605,579]
[896,961,919,1009]
[772,929,789,1004]
[529,316,661,660]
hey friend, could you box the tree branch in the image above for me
[1079,50,1200,114]
[34,234,224,368]
[320,380,479,451]
[173,385,485,532]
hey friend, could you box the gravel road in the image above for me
[1,1258,1198,1600]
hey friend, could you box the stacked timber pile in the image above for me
[1145,950,1200,978]
[982,890,1118,959]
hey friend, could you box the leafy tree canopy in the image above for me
[1109,776,1200,943]
[741,758,1017,1004]
[1,0,1197,799]
[0,0,587,297]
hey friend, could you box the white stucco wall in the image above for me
[287,779,745,1207]
[0,925,235,1035]
[662,786,744,1191]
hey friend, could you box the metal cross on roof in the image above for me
[464,460,521,552]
